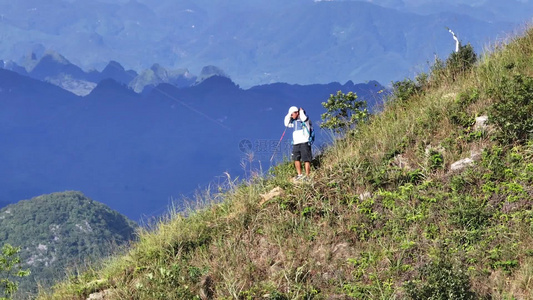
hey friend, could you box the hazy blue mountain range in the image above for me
[0,67,385,221]
[1,51,230,95]
[365,0,533,23]
[0,191,137,297]
[0,0,526,87]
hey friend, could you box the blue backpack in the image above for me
[302,121,315,145]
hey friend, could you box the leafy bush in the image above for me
[405,259,476,300]
[449,88,479,128]
[268,291,289,300]
[446,44,477,81]
[427,150,444,170]
[488,74,533,144]
[0,244,30,299]
[450,195,491,231]
[320,91,369,134]
[429,44,477,84]
[480,146,507,180]
[391,78,423,104]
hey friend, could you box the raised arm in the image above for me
[284,112,294,127]
[299,108,308,122]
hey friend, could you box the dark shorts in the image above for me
[292,143,312,162]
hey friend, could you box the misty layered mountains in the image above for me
[1,52,202,96]
[0,60,385,222]
[363,0,533,23]
[0,0,525,87]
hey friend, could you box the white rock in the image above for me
[260,187,284,205]
[450,158,475,171]
[474,115,489,131]
[359,192,372,200]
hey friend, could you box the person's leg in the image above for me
[292,144,302,175]
[301,143,312,176]
[295,160,302,175]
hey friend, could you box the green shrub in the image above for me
[488,74,533,144]
[427,150,444,170]
[320,91,369,134]
[405,259,476,300]
[429,44,477,84]
[445,44,477,81]
[450,195,491,231]
[268,290,289,300]
[392,78,423,104]
[480,146,507,180]
[0,244,30,299]
[406,169,425,184]
[449,88,479,128]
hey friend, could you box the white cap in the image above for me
[288,106,298,114]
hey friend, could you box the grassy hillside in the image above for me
[37,28,533,299]
[0,192,137,298]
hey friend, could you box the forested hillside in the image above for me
[0,191,137,298]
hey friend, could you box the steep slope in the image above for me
[0,191,137,298]
[38,29,533,299]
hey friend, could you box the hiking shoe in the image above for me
[294,174,305,181]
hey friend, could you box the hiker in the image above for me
[284,106,313,180]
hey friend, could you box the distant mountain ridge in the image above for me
[367,0,533,23]
[0,66,386,222]
[1,51,224,95]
